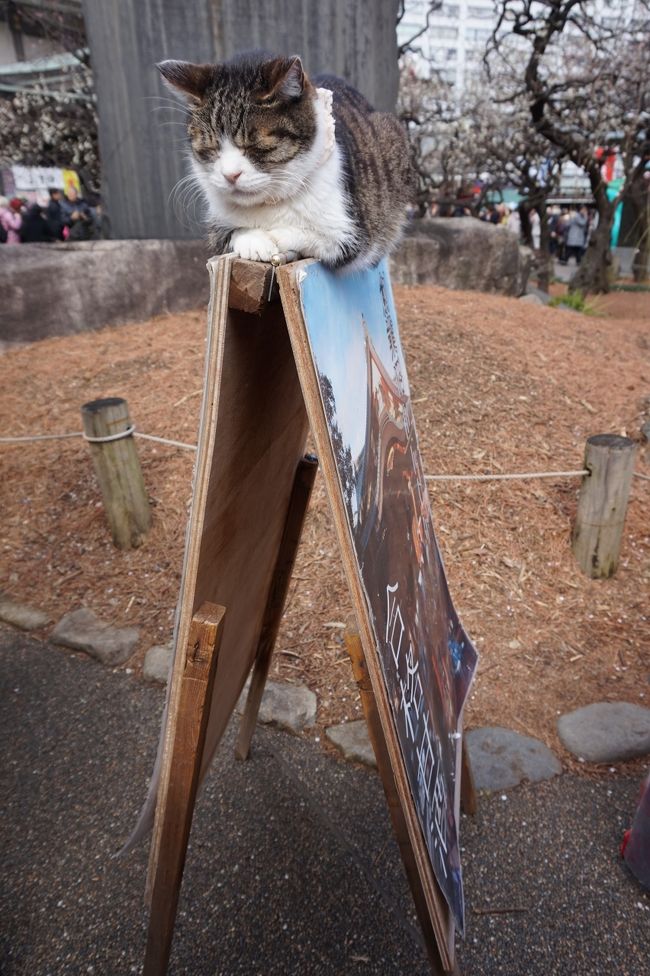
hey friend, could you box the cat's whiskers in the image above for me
[155,122,192,148]
[151,114,188,129]
[174,184,205,218]
[144,95,190,120]
[170,171,208,228]
[265,170,317,201]
[147,98,217,149]
[149,106,188,121]
[146,95,204,148]
[144,94,187,109]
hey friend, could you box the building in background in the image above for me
[398,0,495,92]
[0,0,61,64]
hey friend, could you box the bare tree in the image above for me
[398,61,478,214]
[397,3,564,289]
[396,1,443,59]
[398,53,563,288]
[464,74,564,288]
[488,0,650,293]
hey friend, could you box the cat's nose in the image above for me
[224,170,242,185]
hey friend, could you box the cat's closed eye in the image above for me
[239,130,301,165]
[190,126,220,162]
[249,143,278,156]
[267,127,298,141]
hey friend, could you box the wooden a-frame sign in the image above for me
[135,254,478,976]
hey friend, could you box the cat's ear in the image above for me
[157,60,215,103]
[262,56,307,102]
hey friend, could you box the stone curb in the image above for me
[143,643,174,683]
[3,603,650,777]
[51,608,139,667]
[465,726,562,791]
[236,677,317,735]
[558,702,650,763]
[326,719,377,768]
[0,596,51,631]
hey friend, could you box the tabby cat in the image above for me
[158,53,414,270]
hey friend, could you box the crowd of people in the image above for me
[0,187,108,244]
[425,198,595,264]
[476,202,542,250]
[548,206,594,265]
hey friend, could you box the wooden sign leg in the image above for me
[344,629,459,976]
[460,739,477,816]
[235,454,319,761]
[143,603,226,976]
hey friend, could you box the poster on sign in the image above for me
[283,260,478,933]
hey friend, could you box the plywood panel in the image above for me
[141,255,309,881]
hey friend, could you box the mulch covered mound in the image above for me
[1,286,648,772]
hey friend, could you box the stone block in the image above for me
[0,596,51,631]
[522,286,552,305]
[558,702,650,763]
[466,726,562,791]
[2,240,210,346]
[236,678,317,734]
[391,218,531,296]
[52,608,139,666]
[143,643,173,684]
[326,719,377,767]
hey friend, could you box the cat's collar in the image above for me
[315,87,336,166]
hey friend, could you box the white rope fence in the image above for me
[1,426,648,483]
[0,431,83,443]
[424,469,589,483]
[0,427,197,451]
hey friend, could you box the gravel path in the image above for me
[1,627,648,976]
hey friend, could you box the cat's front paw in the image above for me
[230,229,278,263]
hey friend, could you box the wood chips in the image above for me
[1,286,648,774]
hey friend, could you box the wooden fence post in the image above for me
[81,397,152,549]
[572,433,636,578]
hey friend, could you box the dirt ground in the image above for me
[1,284,648,772]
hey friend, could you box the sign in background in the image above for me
[1,166,81,202]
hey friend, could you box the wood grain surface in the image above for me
[147,255,309,893]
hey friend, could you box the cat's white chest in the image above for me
[247,150,349,234]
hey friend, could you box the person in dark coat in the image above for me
[60,186,93,224]
[45,188,65,240]
[19,204,55,243]
[67,209,99,240]
[61,186,98,239]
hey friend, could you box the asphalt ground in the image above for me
[1,627,648,976]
